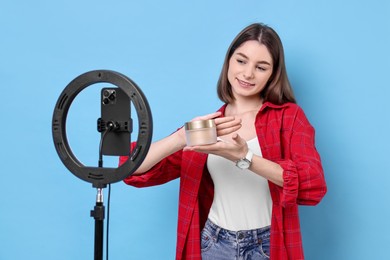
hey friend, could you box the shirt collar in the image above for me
[259,101,292,112]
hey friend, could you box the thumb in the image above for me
[231,133,249,160]
[231,133,246,145]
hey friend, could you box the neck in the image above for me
[227,97,263,115]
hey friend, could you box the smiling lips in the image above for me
[237,78,255,88]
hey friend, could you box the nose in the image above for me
[243,66,254,79]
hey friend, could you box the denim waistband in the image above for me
[204,219,270,243]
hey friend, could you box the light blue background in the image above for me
[1,0,389,259]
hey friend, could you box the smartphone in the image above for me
[100,87,131,156]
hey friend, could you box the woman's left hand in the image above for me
[183,133,248,162]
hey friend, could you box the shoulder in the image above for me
[259,102,312,128]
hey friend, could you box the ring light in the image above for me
[52,70,153,188]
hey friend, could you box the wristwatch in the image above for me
[236,149,253,169]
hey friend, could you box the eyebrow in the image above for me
[236,52,272,66]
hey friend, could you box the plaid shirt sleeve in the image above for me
[280,106,326,206]
[119,142,182,187]
[258,103,327,207]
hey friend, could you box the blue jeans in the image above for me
[201,219,270,260]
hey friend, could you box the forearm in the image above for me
[249,155,284,187]
[134,129,186,174]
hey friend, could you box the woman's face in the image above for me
[227,40,273,101]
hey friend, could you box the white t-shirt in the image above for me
[207,137,272,231]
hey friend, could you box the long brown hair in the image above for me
[217,23,296,105]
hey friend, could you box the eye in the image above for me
[256,66,266,71]
[236,59,246,64]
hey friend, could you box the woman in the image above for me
[120,23,327,259]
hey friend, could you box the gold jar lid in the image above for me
[185,119,215,130]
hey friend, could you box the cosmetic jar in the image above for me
[184,119,217,146]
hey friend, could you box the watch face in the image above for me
[237,159,250,169]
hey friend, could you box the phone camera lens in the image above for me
[102,98,110,105]
[103,90,110,97]
[109,93,116,101]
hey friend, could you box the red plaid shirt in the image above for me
[120,102,327,260]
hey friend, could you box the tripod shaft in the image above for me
[94,203,104,260]
[91,188,105,260]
